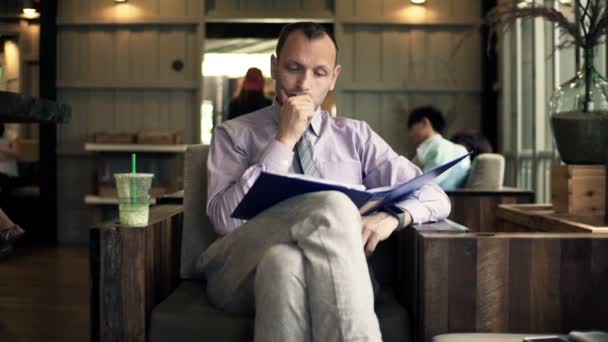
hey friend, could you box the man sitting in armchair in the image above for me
[198,22,451,342]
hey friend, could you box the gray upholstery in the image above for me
[180,145,216,280]
[432,333,548,342]
[150,281,410,342]
[465,153,505,190]
[153,144,411,341]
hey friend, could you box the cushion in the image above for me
[149,281,411,342]
[465,153,505,190]
[180,145,217,280]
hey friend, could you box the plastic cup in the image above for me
[114,173,154,226]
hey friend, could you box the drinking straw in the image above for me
[131,153,136,205]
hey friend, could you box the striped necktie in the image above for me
[296,128,321,178]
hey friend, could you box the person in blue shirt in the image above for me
[407,106,471,190]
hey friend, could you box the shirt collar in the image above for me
[416,133,442,157]
[271,99,324,137]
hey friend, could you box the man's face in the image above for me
[409,120,429,147]
[271,31,341,110]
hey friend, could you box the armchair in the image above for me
[91,144,449,342]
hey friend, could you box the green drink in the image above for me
[114,173,154,226]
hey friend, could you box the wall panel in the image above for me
[337,0,481,23]
[57,27,197,85]
[205,0,332,17]
[57,89,196,154]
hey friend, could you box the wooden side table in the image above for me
[401,228,608,342]
[496,204,608,233]
[447,188,535,232]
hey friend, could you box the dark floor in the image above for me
[0,245,89,342]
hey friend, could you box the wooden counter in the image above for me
[497,204,608,233]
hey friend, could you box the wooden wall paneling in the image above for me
[447,236,477,332]
[427,31,452,88]
[529,238,561,331]
[58,90,90,153]
[353,93,381,132]
[88,0,112,20]
[131,29,159,82]
[451,0,482,23]
[590,238,608,324]
[353,26,381,83]
[508,238,532,332]
[184,28,198,82]
[559,238,593,332]
[112,29,131,84]
[475,237,509,332]
[303,0,331,12]
[160,0,187,18]
[427,0,453,22]
[336,92,354,118]
[420,237,449,342]
[168,90,190,139]
[354,0,382,18]
[383,0,403,19]
[335,0,354,17]
[142,91,161,131]
[187,0,204,15]
[381,28,409,85]
[409,29,428,89]
[379,93,408,156]
[88,90,116,136]
[89,31,114,82]
[458,30,482,91]
[114,90,137,132]
[335,25,353,85]
[159,28,186,83]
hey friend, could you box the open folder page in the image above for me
[232,151,472,220]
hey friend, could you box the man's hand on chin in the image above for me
[361,210,412,257]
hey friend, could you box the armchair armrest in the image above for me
[409,232,608,342]
[156,190,184,205]
[90,205,184,342]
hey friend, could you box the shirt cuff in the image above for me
[258,139,294,173]
[394,198,428,225]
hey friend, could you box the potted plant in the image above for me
[487,0,608,164]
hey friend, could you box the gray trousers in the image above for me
[198,191,382,342]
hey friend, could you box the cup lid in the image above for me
[113,173,154,178]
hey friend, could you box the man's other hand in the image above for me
[275,88,315,149]
[361,210,412,256]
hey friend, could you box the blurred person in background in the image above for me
[227,67,272,120]
[0,123,19,193]
[407,106,470,190]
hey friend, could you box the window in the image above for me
[500,0,606,202]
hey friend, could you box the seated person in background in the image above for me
[0,123,20,193]
[201,22,451,342]
[227,67,272,120]
[407,106,470,190]
[450,129,493,160]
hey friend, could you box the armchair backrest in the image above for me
[180,144,217,280]
[465,153,505,190]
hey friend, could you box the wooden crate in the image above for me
[551,164,605,215]
[95,132,136,144]
[98,185,168,198]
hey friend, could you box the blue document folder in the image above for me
[232,151,472,220]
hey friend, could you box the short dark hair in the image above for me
[0,124,4,137]
[451,129,493,159]
[275,22,338,60]
[407,106,446,134]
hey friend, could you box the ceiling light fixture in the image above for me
[22,0,37,16]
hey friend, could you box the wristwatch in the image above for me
[383,205,406,231]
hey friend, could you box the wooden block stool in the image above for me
[551,164,606,215]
